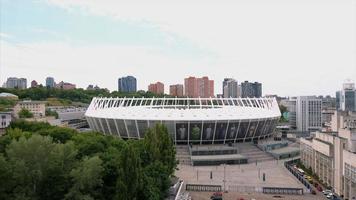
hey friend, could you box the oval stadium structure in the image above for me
[85,97,281,144]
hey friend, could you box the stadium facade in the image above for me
[85,97,281,144]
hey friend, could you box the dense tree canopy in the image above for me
[0,120,177,200]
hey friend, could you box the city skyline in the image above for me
[1,0,356,97]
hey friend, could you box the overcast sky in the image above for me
[0,0,355,96]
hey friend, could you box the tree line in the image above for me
[0,120,177,200]
[0,87,169,104]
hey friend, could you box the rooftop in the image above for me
[0,92,18,98]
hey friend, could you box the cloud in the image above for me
[0,39,217,92]
[2,0,355,96]
[0,32,13,39]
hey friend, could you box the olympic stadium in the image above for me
[85,97,281,144]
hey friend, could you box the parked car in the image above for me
[323,190,332,195]
[326,193,333,199]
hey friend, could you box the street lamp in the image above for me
[220,163,227,192]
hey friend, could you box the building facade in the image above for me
[148,82,164,95]
[0,112,12,130]
[336,82,356,112]
[13,101,46,118]
[300,111,356,199]
[31,80,38,88]
[223,78,238,98]
[241,81,262,98]
[286,96,322,132]
[5,77,27,89]
[169,84,184,97]
[85,97,281,144]
[56,81,76,90]
[46,77,55,88]
[184,76,214,98]
[118,76,137,93]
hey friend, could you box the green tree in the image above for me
[0,154,12,200]
[65,156,103,200]
[0,121,177,200]
[116,143,141,200]
[45,109,59,119]
[18,108,34,118]
[40,142,78,200]
[6,135,55,199]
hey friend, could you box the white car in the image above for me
[323,190,332,195]
[326,193,334,199]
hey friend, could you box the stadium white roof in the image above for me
[85,97,281,121]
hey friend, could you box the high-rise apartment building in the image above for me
[336,82,356,112]
[148,82,164,95]
[286,96,322,132]
[5,77,27,89]
[169,84,184,97]
[46,77,55,88]
[118,76,137,93]
[222,78,238,98]
[184,76,214,98]
[241,81,262,98]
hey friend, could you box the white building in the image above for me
[0,112,12,130]
[285,96,322,132]
[5,77,27,89]
[223,78,239,98]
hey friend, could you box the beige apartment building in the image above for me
[13,101,46,118]
[300,111,356,199]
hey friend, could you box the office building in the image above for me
[222,78,239,98]
[148,82,164,95]
[184,76,214,98]
[336,81,356,112]
[5,77,27,89]
[169,84,184,97]
[285,96,322,132]
[13,101,46,118]
[118,76,137,93]
[56,81,76,90]
[241,81,262,98]
[300,111,356,199]
[46,77,55,88]
[31,80,38,88]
